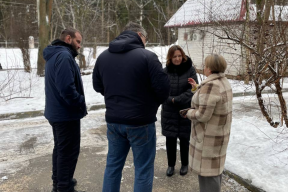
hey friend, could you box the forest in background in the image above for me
[0,0,185,46]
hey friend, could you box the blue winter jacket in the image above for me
[43,40,87,122]
[93,31,170,125]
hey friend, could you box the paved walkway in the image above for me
[0,145,250,192]
[0,111,254,192]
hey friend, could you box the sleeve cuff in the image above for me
[191,84,199,92]
[186,109,193,120]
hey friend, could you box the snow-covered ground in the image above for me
[0,47,288,192]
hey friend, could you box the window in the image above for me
[184,32,188,41]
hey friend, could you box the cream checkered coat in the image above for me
[186,73,233,176]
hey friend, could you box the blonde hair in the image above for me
[205,54,227,73]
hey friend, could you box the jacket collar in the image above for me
[199,73,225,88]
[166,56,192,75]
[51,39,78,58]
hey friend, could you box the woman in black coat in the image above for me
[161,45,198,177]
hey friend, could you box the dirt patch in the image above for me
[19,136,37,153]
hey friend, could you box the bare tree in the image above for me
[0,3,10,44]
[51,0,102,70]
[196,0,288,127]
[133,0,153,26]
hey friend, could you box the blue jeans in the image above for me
[102,122,156,192]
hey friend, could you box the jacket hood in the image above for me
[166,56,192,75]
[43,39,78,61]
[108,31,144,53]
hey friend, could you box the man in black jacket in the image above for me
[44,28,87,192]
[93,22,170,192]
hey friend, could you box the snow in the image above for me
[1,176,8,180]
[0,46,170,114]
[1,47,288,192]
[165,0,288,27]
[227,95,288,192]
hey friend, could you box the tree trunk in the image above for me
[107,3,110,43]
[79,46,86,70]
[275,80,288,126]
[101,0,104,41]
[167,0,170,45]
[37,0,53,76]
[93,38,97,59]
[21,47,31,73]
[139,0,143,26]
[244,0,250,84]
[254,79,279,128]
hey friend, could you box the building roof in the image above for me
[165,0,288,27]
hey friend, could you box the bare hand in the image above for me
[172,98,174,103]
[188,78,197,89]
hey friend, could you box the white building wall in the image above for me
[178,26,245,77]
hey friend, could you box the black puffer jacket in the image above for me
[161,56,198,139]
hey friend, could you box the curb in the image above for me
[233,88,288,97]
[0,110,45,120]
[0,104,106,121]
[223,170,265,192]
[1,88,288,121]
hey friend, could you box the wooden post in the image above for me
[29,36,34,49]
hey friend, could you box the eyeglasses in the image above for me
[140,33,148,45]
[141,33,147,40]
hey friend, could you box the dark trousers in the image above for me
[198,174,222,192]
[49,120,81,192]
[166,137,189,167]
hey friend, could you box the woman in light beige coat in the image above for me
[186,54,233,192]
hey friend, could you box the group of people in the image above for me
[44,22,233,192]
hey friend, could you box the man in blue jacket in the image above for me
[43,28,87,192]
[93,22,170,192]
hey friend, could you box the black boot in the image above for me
[180,165,188,176]
[51,178,78,192]
[57,190,85,192]
[51,183,57,192]
[71,178,77,186]
[166,166,174,177]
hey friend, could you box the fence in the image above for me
[0,41,163,48]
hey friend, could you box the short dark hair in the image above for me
[59,28,81,41]
[166,45,187,66]
[123,22,147,38]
